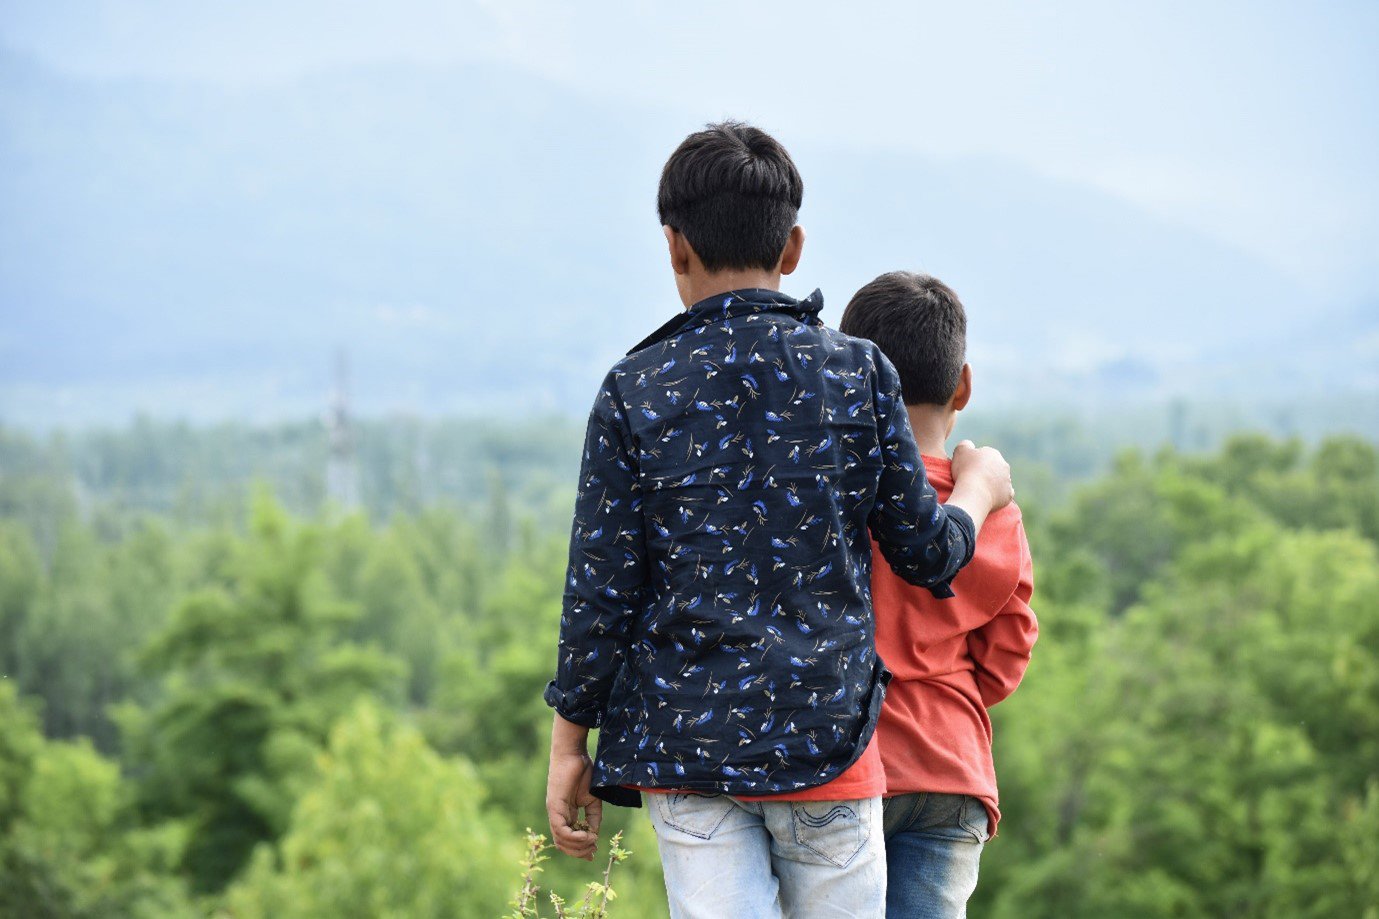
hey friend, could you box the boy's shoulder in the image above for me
[607,309,888,391]
[926,457,1028,537]
[876,457,1030,603]
[817,325,889,367]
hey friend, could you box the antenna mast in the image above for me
[326,349,360,510]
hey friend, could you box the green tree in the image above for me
[223,701,516,919]
[0,521,42,687]
[0,684,193,918]
[980,496,1379,916]
[121,493,405,893]
[353,529,446,705]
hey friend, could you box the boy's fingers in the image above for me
[546,802,568,840]
[549,819,597,858]
[555,829,596,858]
[584,797,603,837]
[547,798,599,860]
[954,439,976,453]
[546,804,580,847]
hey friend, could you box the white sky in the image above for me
[3,0,1377,299]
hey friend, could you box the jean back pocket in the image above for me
[654,792,738,840]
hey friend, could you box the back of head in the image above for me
[657,121,804,272]
[839,272,967,406]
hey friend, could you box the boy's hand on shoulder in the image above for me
[952,440,1014,512]
[546,747,602,861]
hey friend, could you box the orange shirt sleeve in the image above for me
[966,520,1038,708]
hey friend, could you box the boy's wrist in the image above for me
[951,470,994,512]
[550,712,593,758]
[946,479,992,539]
[550,744,590,759]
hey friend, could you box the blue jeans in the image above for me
[882,793,988,919]
[646,792,886,918]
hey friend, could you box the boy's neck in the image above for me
[905,404,954,459]
[679,269,783,308]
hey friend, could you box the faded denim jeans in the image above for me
[882,793,988,919]
[646,792,886,918]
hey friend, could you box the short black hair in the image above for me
[839,272,967,406]
[657,121,804,273]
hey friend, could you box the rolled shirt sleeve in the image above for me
[543,372,647,727]
[866,350,976,599]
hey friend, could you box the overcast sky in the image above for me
[4,0,1376,303]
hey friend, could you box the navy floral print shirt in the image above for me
[545,288,976,807]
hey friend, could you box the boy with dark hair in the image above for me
[544,124,1014,918]
[840,272,1039,919]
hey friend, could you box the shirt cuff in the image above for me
[927,580,958,600]
[926,504,977,600]
[543,680,605,729]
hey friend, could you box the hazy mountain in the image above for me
[2,48,1373,427]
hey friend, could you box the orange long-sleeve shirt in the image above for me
[872,455,1038,835]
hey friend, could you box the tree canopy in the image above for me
[0,429,1375,916]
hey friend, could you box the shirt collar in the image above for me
[628,288,825,355]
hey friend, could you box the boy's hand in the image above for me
[951,440,1015,513]
[546,715,602,861]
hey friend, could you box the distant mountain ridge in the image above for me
[1,48,1373,427]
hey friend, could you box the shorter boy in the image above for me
[839,273,1039,919]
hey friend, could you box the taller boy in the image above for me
[545,122,1013,917]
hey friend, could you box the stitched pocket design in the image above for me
[795,804,855,828]
[791,801,869,868]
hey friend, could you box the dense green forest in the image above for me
[1,420,1377,917]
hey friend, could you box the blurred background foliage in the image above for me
[4,4,1375,914]
[1,417,1377,916]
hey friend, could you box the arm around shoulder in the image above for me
[867,352,979,598]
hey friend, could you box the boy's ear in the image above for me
[778,225,806,276]
[663,226,693,276]
[951,364,973,411]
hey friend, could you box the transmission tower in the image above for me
[326,349,360,510]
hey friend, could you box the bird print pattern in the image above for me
[544,288,975,807]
